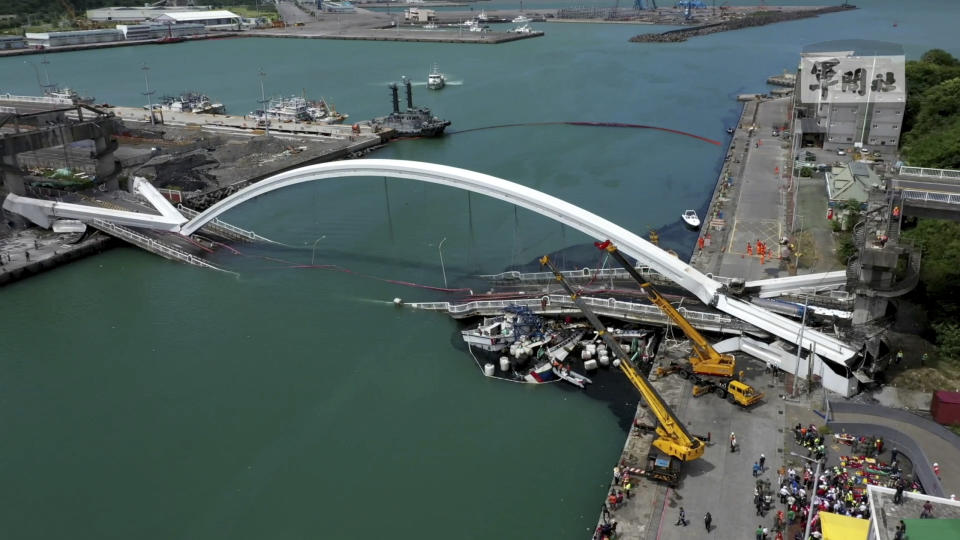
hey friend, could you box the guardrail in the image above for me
[406,294,750,332]
[177,204,257,241]
[479,266,736,286]
[899,165,960,183]
[90,218,231,273]
[902,189,960,206]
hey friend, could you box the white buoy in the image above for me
[393,298,403,306]
[484,363,496,377]
[598,355,611,367]
[613,359,621,368]
[584,359,598,371]
[500,356,511,372]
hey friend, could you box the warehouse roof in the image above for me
[156,10,241,22]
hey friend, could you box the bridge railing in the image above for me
[408,294,740,328]
[899,166,960,183]
[177,204,257,241]
[479,266,736,286]
[90,218,231,273]
[902,189,960,206]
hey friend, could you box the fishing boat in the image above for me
[250,96,347,125]
[512,14,532,23]
[552,366,592,388]
[427,64,446,90]
[44,87,94,105]
[460,315,516,352]
[159,92,225,114]
[682,209,701,229]
[510,23,533,34]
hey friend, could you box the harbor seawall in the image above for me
[630,5,856,43]
[0,234,115,287]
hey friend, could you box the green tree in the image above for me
[922,49,960,67]
[932,322,960,368]
[903,219,960,321]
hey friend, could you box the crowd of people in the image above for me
[753,424,925,540]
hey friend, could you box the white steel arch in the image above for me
[180,159,857,365]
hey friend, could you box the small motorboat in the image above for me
[682,209,701,229]
[726,127,735,134]
[512,15,532,23]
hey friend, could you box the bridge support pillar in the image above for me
[94,135,119,192]
[852,296,888,325]
[2,155,25,196]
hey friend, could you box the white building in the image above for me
[404,8,436,22]
[0,35,27,50]
[151,10,245,31]
[25,29,123,48]
[87,6,212,23]
[116,23,206,41]
[796,40,906,153]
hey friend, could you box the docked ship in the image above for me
[373,77,450,137]
[249,96,347,125]
[45,87,94,105]
[159,92,226,114]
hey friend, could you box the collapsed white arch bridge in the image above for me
[3,159,861,394]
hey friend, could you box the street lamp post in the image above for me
[791,452,822,540]
[141,63,155,125]
[438,237,448,288]
[257,68,270,135]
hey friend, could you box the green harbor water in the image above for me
[2,1,959,538]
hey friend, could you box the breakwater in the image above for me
[630,5,856,43]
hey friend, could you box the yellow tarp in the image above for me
[820,511,869,540]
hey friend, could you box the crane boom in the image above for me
[595,241,735,377]
[540,256,704,463]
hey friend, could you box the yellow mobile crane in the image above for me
[593,240,763,407]
[540,255,704,485]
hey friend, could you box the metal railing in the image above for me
[899,166,960,183]
[902,189,960,206]
[177,204,258,241]
[479,266,736,286]
[406,294,747,331]
[90,218,231,273]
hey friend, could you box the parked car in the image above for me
[837,149,846,156]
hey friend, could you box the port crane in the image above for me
[540,255,704,485]
[594,240,763,407]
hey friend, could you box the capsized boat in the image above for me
[427,64,446,90]
[682,209,701,229]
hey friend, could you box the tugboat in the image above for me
[373,77,450,137]
[427,64,446,90]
